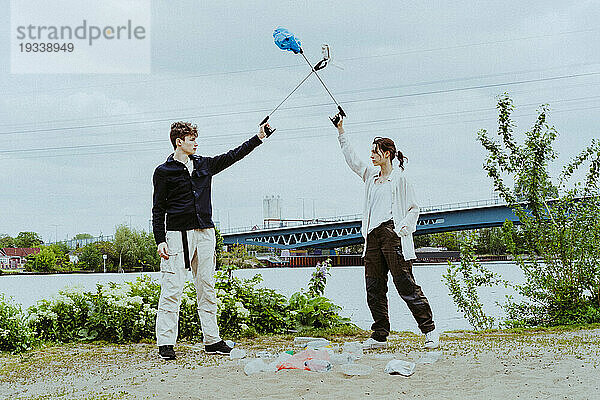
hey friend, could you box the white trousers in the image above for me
[155,228,221,346]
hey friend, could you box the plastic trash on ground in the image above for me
[305,339,331,349]
[384,359,416,376]
[293,337,321,347]
[304,359,332,372]
[278,349,330,371]
[244,358,271,375]
[273,352,292,367]
[342,341,363,360]
[340,363,373,376]
[417,351,443,364]
[229,348,246,359]
[256,350,276,359]
[225,340,236,348]
[372,353,395,360]
[330,352,354,365]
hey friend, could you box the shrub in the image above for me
[477,94,600,327]
[443,233,505,330]
[0,294,35,352]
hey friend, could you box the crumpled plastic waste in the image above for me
[305,338,331,350]
[342,341,363,360]
[244,358,276,375]
[329,352,354,365]
[304,359,332,372]
[384,359,416,376]
[229,348,246,359]
[273,27,302,54]
[293,337,321,347]
[277,348,330,371]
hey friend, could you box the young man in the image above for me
[152,121,269,360]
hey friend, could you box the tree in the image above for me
[413,234,432,249]
[78,243,102,271]
[72,233,93,240]
[0,234,16,248]
[25,247,56,272]
[14,232,43,247]
[430,232,461,251]
[112,225,159,271]
[113,225,135,271]
[474,227,507,255]
[477,94,600,326]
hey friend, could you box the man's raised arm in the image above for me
[207,124,269,175]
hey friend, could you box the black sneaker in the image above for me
[204,340,232,355]
[159,345,176,360]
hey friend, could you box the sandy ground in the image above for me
[1,328,599,400]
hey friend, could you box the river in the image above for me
[0,262,524,332]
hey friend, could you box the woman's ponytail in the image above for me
[397,151,407,171]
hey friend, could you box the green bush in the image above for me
[443,233,505,331]
[0,294,35,353]
[476,94,600,327]
[213,271,289,337]
[27,280,156,343]
[288,291,350,329]
[21,264,351,345]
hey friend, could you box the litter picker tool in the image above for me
[260,28,346,135]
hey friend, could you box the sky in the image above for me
[1,1,599,242]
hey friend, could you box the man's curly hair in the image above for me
[170,121,198,149]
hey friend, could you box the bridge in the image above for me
[221,198,518,249]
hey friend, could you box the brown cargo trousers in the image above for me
[364,220,435,341]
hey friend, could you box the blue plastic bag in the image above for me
[273,27,302,54]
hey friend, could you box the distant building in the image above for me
[0,247,41,269]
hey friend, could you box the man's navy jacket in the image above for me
[152,135,262,245]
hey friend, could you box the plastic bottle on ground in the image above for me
[330,352,354,365]
[342,341,363,360]
[229,348,246,359]
[305,339,331,349]
[293,337,320,347]
[340,363,373,376]
[304,359,332,372]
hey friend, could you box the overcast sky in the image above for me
[1,1,599,242]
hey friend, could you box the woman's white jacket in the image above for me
[338,132,420,260]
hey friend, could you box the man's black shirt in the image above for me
[152,135,262,245]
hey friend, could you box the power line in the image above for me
[4,101,600,159]
[2,60,599,131]
[3,94,600,155]
[2,70,599,137]
[4,27,597,97]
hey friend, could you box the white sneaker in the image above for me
[424,329,439,349]
[362,337,388,350]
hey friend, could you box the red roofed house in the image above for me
[0,248,40,269]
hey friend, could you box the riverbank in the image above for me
[2,326,599,400]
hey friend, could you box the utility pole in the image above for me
[50,224,60,243]
[298,198,317,221]
[124,214,134,228]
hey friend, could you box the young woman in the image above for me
[334,115,438,349]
